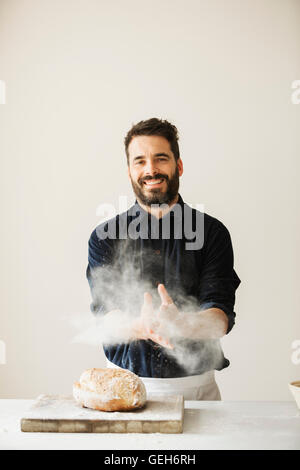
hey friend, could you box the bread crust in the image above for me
[73,368,147,411]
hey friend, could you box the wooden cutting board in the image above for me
[20,394,184,434]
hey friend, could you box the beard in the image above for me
[130,165,180,207]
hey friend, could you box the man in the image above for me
[87,118,241,400]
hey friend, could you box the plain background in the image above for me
[0,0,299,400]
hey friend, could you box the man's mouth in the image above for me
[143,178,165,188]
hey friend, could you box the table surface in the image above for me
[0,399,299,450]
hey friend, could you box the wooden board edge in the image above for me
[20,418,183,434]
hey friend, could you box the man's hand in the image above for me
[157,284,182,338]
[157,284,229,338]
[131,291,174,349]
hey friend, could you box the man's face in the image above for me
[127,135,183,206]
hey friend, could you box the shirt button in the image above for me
[155,249,160,255]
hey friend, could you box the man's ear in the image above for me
[177,158,183,177]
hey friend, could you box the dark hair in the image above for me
[124,117,180,165]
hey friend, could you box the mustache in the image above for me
[139,174,168,185]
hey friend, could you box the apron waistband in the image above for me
[106,358,215,389]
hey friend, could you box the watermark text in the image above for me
[0,340,6,364]
[95,196,205,250]
[291,339,300,365]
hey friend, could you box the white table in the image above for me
[0,399,299,450]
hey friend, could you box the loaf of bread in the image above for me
[73,368,147,411]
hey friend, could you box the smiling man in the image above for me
[128,134,182,209]
[86,118,241,400]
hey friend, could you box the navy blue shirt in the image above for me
[86,194,241,378]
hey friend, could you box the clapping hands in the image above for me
[131,284,181,349]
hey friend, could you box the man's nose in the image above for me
[144,160,158,175]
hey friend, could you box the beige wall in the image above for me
[0,0,299,400]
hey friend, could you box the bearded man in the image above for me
[86,118,241,400]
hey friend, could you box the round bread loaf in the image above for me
[73,368,147,411]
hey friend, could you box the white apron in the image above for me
[106,359,221,400]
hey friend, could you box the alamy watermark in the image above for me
[0,340,6,364]
[291,339,300,365]
[0,80,5,104]
[96,196,205,250]
[291,80,300,104]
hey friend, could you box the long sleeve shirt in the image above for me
[86,193,241,378]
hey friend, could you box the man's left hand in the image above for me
[157,284,182,338]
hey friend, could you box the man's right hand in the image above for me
[131,292,174,349]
